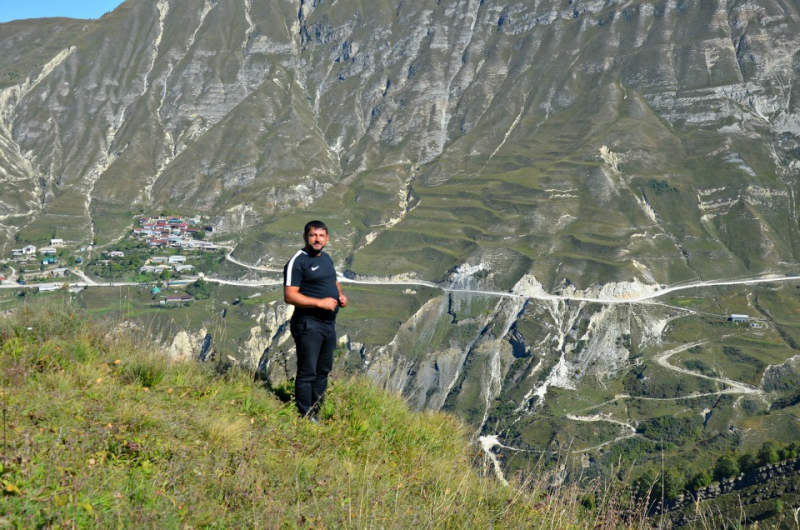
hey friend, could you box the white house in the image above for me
[175,264,194,272]
[168,255,186,264]
[39,247,57,255]
[140,265,170,274]
[22,245,37,255]
[107,251,125,258]
[50,239,64,246]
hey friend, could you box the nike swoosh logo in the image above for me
[311,266,319,271]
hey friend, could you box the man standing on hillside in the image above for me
[283,220,348,422]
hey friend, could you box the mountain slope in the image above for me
[1,0,799,289]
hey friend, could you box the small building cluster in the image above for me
[3,214,219,289]
[10,239,67,258]
[727,314,767,328]
[9,240,74,267]
[133,216,217,251]
[139,255,194,274]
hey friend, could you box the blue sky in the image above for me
[0,1,124,23]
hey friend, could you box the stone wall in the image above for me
[664,457,800,513]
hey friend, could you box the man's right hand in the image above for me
[285,286,340,312]
[317,297,339,311]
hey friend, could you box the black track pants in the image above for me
[291,317,336,416]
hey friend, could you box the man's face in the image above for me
[304,227,329,255]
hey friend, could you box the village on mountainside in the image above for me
[0,215,225,304]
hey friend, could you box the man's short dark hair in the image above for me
[304,220,328,236]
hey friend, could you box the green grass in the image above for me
[337,285,439,345]
[670,297,703,307]
[0,305,655,529]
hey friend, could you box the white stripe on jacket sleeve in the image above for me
[285,250,306,286]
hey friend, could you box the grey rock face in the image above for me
[0,0,798,281]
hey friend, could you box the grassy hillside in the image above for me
[0,305,655,529]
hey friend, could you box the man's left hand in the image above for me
[338,294,348,308]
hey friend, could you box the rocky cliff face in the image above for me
[1,0,799,288]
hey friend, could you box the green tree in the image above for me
[634,469,659,505]
[645,469,686,503]
[714,454,739,481]
[186,278,212,300]
[738,452,756,473]
[689,470,712,490]
[662,469,686,501]
[635,468,686,507]
[757,441,781,466]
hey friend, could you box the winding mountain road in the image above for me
[223,247,283,273]
[339,273,800,305]
[6,253,800,306]
[565,338,764,453]
[654,339,762,395]
[218,249,800,304]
